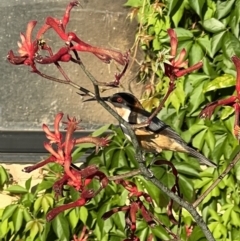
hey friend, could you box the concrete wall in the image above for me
[0,0,138,131]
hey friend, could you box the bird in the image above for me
[85,92,217,168]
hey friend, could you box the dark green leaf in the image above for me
[216,0,235,19]
[189,42,204,66]
[167,0,179,15]
[189,0,206,19]
[222,32,240,59]
[36,180,55,192]
[173,162,200,178]
[229,1,240,37]
[211,31,226,56]
[197,37,212,58]
[172,1,185,27]
[201,18,226,33]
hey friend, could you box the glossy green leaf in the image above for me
[211,31,226,57]
[189,42,204,66]
[192,129,207,150]
[79,206,88,224]
[205,130,215,152]
[197,37,212,58]
[222,32,240,58]
[220,106,235,120]
[68,209,79,230]
[2,204,18,221]
[173,162,200,178]
[30,222,39,240]
[5,185,28,194]
[189,0,206,19]
[174,28,194,41]
[36,180,54,193]
[202,57,217,78]
[204,74,235,92]
[202,18,226,33]
[216,0,235,19]
[172,1,185,27]
[229,2,240,37]
[52,214,70,241]
[167,0,179,15]
[12,208,23,232]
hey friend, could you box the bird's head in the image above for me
[83,92,143,122]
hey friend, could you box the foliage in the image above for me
[125,0,240,240]
[2,0,240,241]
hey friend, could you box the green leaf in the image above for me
[220,106,235,120]
[2,204,18,221]
[173,162,200,178]
[189,0,206,19]
[52,213,70,241]
[205,130,215,152]
[172,1,185,27]
[12,207,23,232]
[167,0,180,15]
[92,124,111,137]
[211,31,226,56]
[197,37,212,58]
[0,166,9,186]
[5,184,28,194]
[192,129,207,150]
[174,28,194,41]
[229,2,240,37]
[189,42,204,66]
[36,180,54,192]
[215,0,235,19]
[124,0,142,7]
[223,32,240,59]
[68,209,79,230]
[30,222,39,240]
[25,177,32,191]
[201,18,226,33]
[79,206,88,224]
[204,74,236,92]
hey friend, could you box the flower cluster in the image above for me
[7,1,127,79]
[165,29,203,81]
[23,112,110,220]
[200,55,240,139]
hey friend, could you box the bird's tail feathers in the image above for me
[186,146,217,168]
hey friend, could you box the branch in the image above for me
[78,62,216,241]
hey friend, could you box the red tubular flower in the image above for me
[7,21,39,69]
[164,28,203,80]
[200,55,240,139]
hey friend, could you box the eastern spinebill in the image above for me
[85,92,217,168]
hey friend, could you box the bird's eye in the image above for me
[117,97,123,103]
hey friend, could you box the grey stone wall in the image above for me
[0,0,138,130]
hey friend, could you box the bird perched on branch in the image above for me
[86,92,217,168]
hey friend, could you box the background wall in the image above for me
[0,0,138,131]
